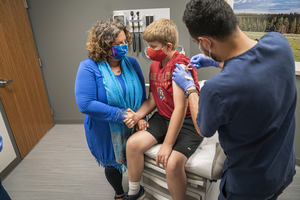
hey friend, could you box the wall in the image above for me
[26,0,191,123]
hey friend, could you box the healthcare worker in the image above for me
[0,135,12,200]
[172,0,296,199]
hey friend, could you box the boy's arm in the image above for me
[172,64,203,137]
[156,80,188,168]
[123,92,156,128]
[136,92,156,119]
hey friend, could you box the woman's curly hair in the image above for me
[86,19,132,62]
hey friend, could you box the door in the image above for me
[0,0,54,158]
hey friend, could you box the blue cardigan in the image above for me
[75,57,146,168]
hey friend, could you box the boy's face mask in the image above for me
[147,46,168,61]
[112,43,128,60]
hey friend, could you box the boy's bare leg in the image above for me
[126,130,157,182]
[165,151,188,200]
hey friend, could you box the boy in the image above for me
[123,18,203,200]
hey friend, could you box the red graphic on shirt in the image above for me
[157,87,165,100]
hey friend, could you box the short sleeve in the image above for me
[197,84,229,137]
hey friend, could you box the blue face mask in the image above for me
[112,43,128,60]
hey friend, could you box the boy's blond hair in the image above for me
[142,18,178,50]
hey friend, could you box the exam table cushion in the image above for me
[144,132,226,180]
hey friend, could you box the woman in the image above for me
[75,19,146,200]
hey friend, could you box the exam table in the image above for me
[141,81,226,200]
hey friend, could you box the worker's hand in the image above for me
[172,63,196,92]
[136,119,149,131]
[123,108,138,128]
[190,53,219,69]
[156,143,172,168]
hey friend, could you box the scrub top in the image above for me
[197,32,296,195]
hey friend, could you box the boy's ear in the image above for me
[166,43,173,51]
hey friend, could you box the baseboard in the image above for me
[0,156,21,181]
[54,119,84,124]
[296,157,300,166]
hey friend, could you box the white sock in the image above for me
[128,181,140,195]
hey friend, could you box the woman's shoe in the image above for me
[114,193,124,200]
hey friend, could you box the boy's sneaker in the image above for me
[123,186,146,200]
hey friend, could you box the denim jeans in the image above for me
[0,180,11,200]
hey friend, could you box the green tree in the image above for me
[263,20,267,32]
[276,17,284,31]
[245,18,250,31]
[252,22,257,32]
[290,18,297,33]
[241,22,247,31]
[256,19,261,32]
[297,17,300,34]
[284,18,290,33]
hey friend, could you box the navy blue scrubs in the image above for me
[197,32,296,199]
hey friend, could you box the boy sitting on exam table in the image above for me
[123,18,203,200]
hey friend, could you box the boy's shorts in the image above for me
[146,112,203,158]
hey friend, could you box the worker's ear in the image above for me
[197,36,211,50]
[199,37,212,49]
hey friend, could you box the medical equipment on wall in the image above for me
[145,14,154,27]
[112,8,170,57]
[137,12,141,52]
[129,11,142,53]
[177,45,186,55]
[113,11,126,25]
[129,10,143,53]
[130,11,136,52]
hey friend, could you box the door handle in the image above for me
[0,79,13,87]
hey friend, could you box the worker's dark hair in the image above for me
[183,0,238,41]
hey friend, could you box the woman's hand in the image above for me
[136,119,149,131]
[123,108,139,128]
[156,143,173,168]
